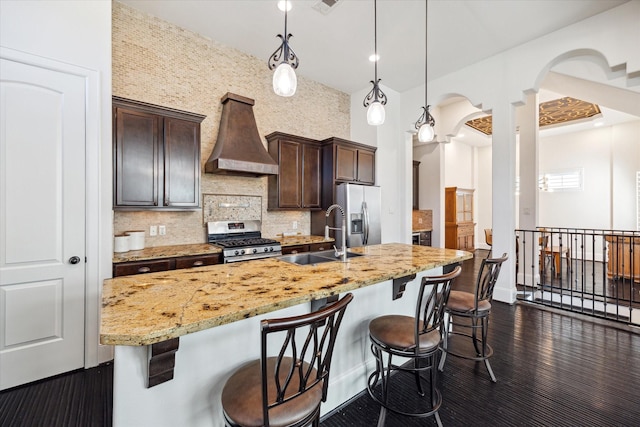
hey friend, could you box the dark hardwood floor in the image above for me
[2,251,639,426]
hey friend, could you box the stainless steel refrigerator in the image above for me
[336,183,382,247]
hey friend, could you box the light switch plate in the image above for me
[150,225,157,236]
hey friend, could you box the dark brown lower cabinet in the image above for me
[113,253,221,277]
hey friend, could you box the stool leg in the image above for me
[438,314,450,372]
[376,407,387,427]
[414,358,425,396]
[482,316,496,383]
[471,317,482,356]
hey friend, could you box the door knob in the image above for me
[69,256,81,264]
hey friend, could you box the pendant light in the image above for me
[268,0,299,97]
[414,0,435,142]
[363,0,387,126]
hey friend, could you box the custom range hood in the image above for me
[205,93,278,176]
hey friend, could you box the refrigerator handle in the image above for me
[363,201,370,245]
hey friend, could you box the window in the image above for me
[539,168,583,192]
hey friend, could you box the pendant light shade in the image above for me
[273,63,297,97]
[268,2,299,97]
[418,120,435,142]
[367,100,386,126]
[363,0,387,126]
[414,0,435,141]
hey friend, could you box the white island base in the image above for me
[112,270,439,426]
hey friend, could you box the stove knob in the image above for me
[234,250,240,256]
[240,249,246,255]
[264,247,269,252]
[269,247,274,252]
[252,248,257,254]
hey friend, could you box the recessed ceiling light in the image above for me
[457,133,465,138]
[369,54,380,62]
[594,121,604,127]
[278,0,292,12]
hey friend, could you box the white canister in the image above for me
[114,235,130,253]
[126,231,145,250]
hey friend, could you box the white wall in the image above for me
[612,120,640,230]
[1,0,113,365]
[538,121,640,230]
[476,145,493,249]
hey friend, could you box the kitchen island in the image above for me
[102,243,471,426]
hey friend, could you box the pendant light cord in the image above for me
[424,0,428,106]
[374,0,378,82]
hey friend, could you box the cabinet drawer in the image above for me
[175,254,221,269]
[458,223,474,236]
[282,245,310,255]
[113,259,174,277]
[309,242,331,252]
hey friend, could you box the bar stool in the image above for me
[438,253,508,383]
[367,267,462,427]
[221,293,353,427]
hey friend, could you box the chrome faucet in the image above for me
[325,204,347,262]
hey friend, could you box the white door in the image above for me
[0,58,86,390]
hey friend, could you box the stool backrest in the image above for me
[260,293,353,425]
[415,267,462,354]
[475,253,508,308]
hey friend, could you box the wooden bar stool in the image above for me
[366,267,462,427]
[221,293,353,427]
[438,253,508,383]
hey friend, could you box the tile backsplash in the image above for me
[203,194,262,222]
[412,210,433,230]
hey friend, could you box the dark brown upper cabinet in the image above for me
[113,97,205,210]
[266,132,322,210]
[323,137,376,186]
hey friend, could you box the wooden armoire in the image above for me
[445,187,475,251]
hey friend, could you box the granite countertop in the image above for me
[101,243,471,346]
[112,236,332,264]
[412,228,433,233]
[112,244,221,264]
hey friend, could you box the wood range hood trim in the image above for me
[204,92,278,176]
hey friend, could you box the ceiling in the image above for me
[119,0,629,95]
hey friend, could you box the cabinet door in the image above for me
[114,108,161,207]
[357,149,375,184]
[164,117,200,208]
[302,144,321,208]
[278,140,302,208]
[335,145,357,181]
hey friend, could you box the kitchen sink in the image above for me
[278,250,364,266]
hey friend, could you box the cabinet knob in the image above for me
[138,266,151,273]
[291,250,298,254]
[192,261,204,266]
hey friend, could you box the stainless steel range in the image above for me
[207,220,282,263]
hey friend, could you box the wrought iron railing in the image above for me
[515,227,640,327]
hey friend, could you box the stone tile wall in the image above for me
[112,2,350,247]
